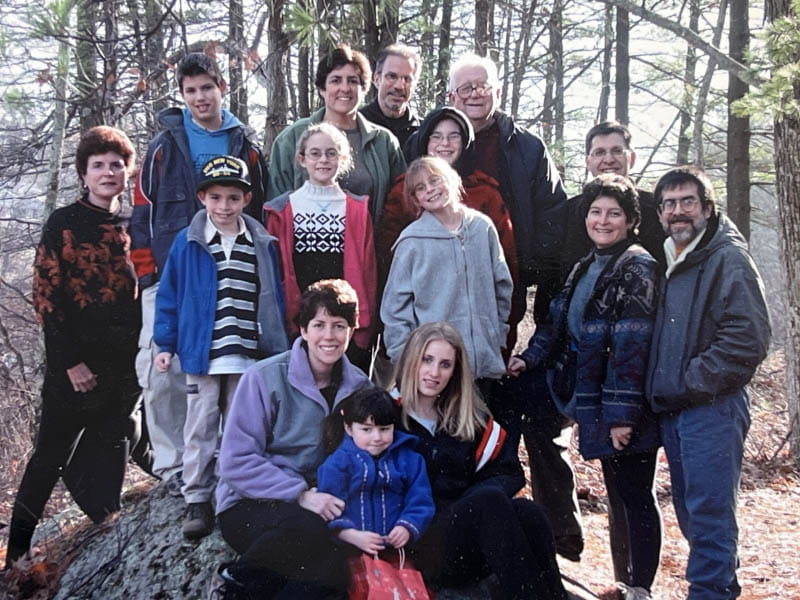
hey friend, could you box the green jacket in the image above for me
[267,108,406,224]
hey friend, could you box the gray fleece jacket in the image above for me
[381,208,512,378]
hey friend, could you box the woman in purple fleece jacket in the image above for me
[212,279,370,599]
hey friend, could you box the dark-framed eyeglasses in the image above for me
[454,82,493,99]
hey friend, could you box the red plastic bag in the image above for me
[348,549,432,600]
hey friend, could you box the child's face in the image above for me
[345,417,394,456]
[411,169,453,215]
[199,184,251,233]
[181,73,225,129]
[426,118,464,165]
[297,132,345,187]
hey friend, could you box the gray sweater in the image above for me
[381,208,512,378]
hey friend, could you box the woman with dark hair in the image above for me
[267,43,405,224]
[508,173,662,600]
[395,322,568,600]
[6,126,142,568]
[213,279,370,598]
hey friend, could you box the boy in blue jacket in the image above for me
[154,156,288,539]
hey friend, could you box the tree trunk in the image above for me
[264,0,290,158]
[229,0,248,123]
[615,7,629,124]
[76,0,100,132]
[550,0,564,160]
[435,0,453,106]
[475,0,491,56]
[598,5,613,122]
[726,0,750,240]
[677,0,699,164]
[767,0,800,459]
[363,0,379,62]
[510,0,537,118]
[45,27,71,219]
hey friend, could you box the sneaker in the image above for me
[164,471,185,498]
[617,583,652,600]
[555,534,584,562]
[208,564,248,600]
[182,501,214,540]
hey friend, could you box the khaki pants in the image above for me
[136,284,187,479]
[181,373,240,503]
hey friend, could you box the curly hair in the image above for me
[75,126,136,177]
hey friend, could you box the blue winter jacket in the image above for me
[153,210,288,375]
[317,431,434,541]
[520,240,660,460]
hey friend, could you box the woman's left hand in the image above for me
[298,488,345,521]
[610,426,633,451]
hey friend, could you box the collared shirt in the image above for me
[204,214,251,260]
[664,228,707,278]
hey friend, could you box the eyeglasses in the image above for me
[454,82,493,99]
[303,148,339,161]
[380,71,414,85]
[660,197,700,212]
[429,132,462,144]
[588,147,628,159]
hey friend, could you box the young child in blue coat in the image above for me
[154,156,289,540]
[317,387,434,554]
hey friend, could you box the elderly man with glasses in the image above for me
[447,53,578,560]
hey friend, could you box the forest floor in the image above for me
[1,352,798,599]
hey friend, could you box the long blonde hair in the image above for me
[394,322,488,441]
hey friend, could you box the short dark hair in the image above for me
[580,173,641,230]
[653,166,717,216]
[176,52,225,93]
[296,279,359,330]
[314,44,371,92]
[75,126,136,177]
[585,121,632,155]
[375,44,421,77]
[321,386,400,455]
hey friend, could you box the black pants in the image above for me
[6,367,140,567]
[602,451,662,590]
[218,498,349,598]
[413,487,568,600]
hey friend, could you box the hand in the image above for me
[610,426,633,451]
[506,356,527,377]
[385,525,411,549]
[66,362,98,393]
[298,488,345,521]
[338,528,386,555]
[155,352,172,372]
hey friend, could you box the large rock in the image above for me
[50,483,596,599]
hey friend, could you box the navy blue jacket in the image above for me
[520,240,660,460]
[317,431,434,541]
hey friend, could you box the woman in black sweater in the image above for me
[394,322,567,600]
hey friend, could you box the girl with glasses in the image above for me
[265,123,377,371]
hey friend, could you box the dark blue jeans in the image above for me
[660,391,750,600]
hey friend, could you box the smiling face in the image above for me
[199,184,251,235]
[321,64,365,120]
[585,195,633,249]
[375,55,417,118]
[300,307,353,377]
[410,169,454,216]
[181,73,225,130]
[586,132,635,177]
[426,118,464,165]
[82,151,129,208]
[297,132,344,187]
[659,181,711,253]
[346,418,394,456]
[448,65,499,131]
[416,339,457,403]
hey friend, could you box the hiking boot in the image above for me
[164,471,185,498]
[616,583,652,600]
[208,564,248,600]
[555,534,583,562]
[182,501,214,540]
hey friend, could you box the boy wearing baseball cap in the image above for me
[153,156,288,539]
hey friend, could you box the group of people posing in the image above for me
[6,41,770,600]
